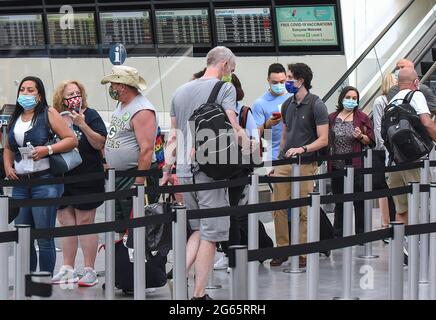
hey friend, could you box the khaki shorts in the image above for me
[179,172,230,242]
[386,168,420,214]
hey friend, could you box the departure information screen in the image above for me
[155,9,210,45]
[276,5,338,46]
[0,14,45,48]
[214,8,273,46]
[100,11,153,46]
[47,12,97,47]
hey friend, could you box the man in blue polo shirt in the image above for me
[251,63,291,161]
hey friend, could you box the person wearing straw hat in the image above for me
[101,65,160,226]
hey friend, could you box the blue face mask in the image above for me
[343,98,358,110]
[270,83,286,95]
[17,95,38,110]
[285,80,300,95]
[393,69,400,80]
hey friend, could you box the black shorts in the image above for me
[58,183,105,211]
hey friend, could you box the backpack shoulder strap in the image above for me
[307,93,320,135]
[404,89,419,103]
[207,81,226,104]
[239,105,251,129]
[280,96,293,123]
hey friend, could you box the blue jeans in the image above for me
[13,175,63,273]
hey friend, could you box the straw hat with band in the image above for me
[101,65,147,91]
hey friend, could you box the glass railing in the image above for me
[322,0,436,114]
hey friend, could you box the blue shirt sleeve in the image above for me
[246,111,260,142]
[251,99,266,128]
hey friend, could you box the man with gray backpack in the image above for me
[382,67,436,225]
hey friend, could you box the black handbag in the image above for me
[45,137,82,176]
[126,197,174,258]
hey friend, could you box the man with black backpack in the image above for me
[383,67,436,225]
[162,46,253,300]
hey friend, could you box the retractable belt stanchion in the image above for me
[319,161,327,212]
[334,166,358,300]
[360,149,378,259]
[307,192,320,300]
[14,224,30,300]
[430,183,436,300]
[0,196,9,300]
[26,272,52,300]
[229,245,248,300]
[104,168,115,300]
[248,174,259,300]
[389,222,405,300]
[408,182,420,300]
[284,157,304,274]
[133,184,145,300]
[173,204,187,300]
[419,160,430,284]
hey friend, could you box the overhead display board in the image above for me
[47,12,97,47]
[155,9,211,45]
[0,14,45,48]
[214,8,273,46]
[275,5,338,46]
[100,11,153,46]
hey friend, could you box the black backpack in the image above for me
[381,90,433,164]
[189,81,247,180]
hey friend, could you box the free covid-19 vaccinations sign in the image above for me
[276,5,338,46]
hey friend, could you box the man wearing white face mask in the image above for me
[251,63,291,162]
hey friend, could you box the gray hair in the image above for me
[206,46,236,67]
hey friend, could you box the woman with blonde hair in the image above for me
[372,73,397,232]
[51,80,107,287]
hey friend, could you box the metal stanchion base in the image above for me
[332,296,359,300]
[357,254,379,259]
[283,268,306,274]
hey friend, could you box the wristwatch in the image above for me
[47,145,53,155]
[301,145,308,153]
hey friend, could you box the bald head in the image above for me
[396,59,414,70]
[398,67,419,90]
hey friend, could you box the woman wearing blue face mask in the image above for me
[3,76,78,273]
[328,86,375,237]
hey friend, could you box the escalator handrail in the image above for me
[322,0,415,102]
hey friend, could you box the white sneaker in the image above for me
[52,265,79,284]
[214,256,229,270]
[78,267,98,287]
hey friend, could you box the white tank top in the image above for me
[13,115,50,174]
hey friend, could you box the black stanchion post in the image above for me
[229,245,248,300]
[133,184,145,300]
[389,222,404,300]
[104,168,115,300]
[0,196,9,300]
[334,166,358,300]
[15,224,31,300]
[408,182,420,300]
[284,157,304,274]
[430,183,436,300]
[173,204,187,300]
[248,173,259,300]
[307,192,320,300]
[25,272,52,300]
[360,149,378,259]
[419,160,430,284]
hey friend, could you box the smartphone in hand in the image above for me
[272,112,282,119]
